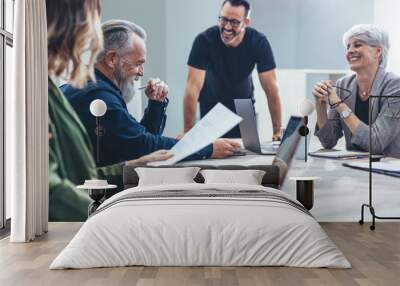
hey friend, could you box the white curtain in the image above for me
[7,0,48,242]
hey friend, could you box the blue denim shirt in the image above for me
[61,69,213,166]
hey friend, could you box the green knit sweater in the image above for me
[48,79,123,221]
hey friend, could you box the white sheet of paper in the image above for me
[149,103,242,166]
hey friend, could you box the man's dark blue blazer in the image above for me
[61,69,212,166]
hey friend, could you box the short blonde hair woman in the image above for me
[313,24,400,158]
[47,0,171,221]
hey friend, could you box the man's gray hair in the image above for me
[97,20,147,61]
[343,24,390,68]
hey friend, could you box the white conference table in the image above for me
[179,142,400,222]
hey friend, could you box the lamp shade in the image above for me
[90,99,107,117]
[299,99,315,117]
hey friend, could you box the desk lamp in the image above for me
[89,99,107,164]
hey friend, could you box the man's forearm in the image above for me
[183,66,205,132]
[267,91,282,135]
[183,93,198,132]
[316,104,328,129]
[259,71,282,136]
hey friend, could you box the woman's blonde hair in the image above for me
[47,0,103,87]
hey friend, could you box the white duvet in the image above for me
[50,183,350,269]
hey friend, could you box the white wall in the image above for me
[251,0,373,69]
[295,0,373,70]
[374,0,400,73]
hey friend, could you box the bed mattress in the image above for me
[50,183,350,269]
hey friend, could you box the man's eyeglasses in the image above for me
[218,16,242,28]
[327,85,352,108]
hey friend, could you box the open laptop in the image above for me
[271,116,305,186]
[234,98,302,155]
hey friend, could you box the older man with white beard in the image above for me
[62,20,240,166]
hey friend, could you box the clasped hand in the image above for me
[312,80,341,107]
[144,78,169,102]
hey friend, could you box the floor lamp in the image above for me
[359,95,400,230]
[89,99,107,164]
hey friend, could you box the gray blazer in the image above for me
[315,67,400,158]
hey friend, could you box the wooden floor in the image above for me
[0,222,399,286]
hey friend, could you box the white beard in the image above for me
[113,63,138,104]
[119,79,137,104]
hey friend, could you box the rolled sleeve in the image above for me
[351,122,371,151]
[314,108,343,149]
[352,98,400,155]
[141,98,169,135]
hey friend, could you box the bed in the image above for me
[50,165,350,269]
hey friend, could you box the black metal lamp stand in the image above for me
[359,95,400,230]
[298,116,310,162]
[87,188,106,216]
[95,117,105,164]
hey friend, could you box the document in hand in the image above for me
[309,149,369,159]
[149,103,242,166]
[343,160,400,178]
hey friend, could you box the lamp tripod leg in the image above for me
[359,204,376,230]
[369,206,376,231]
[359,204,365,225]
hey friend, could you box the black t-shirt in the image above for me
[355,94,370,125]
[352,94,370,151]
[187,26,276,137]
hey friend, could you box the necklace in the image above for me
[359,90,370,102]
[357,68,378,100]
[359,84,372,99]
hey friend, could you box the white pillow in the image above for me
[200,169,266,185]
[135,167,200,186]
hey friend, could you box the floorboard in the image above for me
[0,222,399,286]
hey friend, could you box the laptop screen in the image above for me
[234,98,297,151]
[273,116,304,186]
[280,116,303,144]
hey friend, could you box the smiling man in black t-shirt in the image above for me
[183,0,282,139]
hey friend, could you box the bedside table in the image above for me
[77,180,117,216]
[289,177,320,210]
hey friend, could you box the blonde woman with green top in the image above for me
[46,0,172,221]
